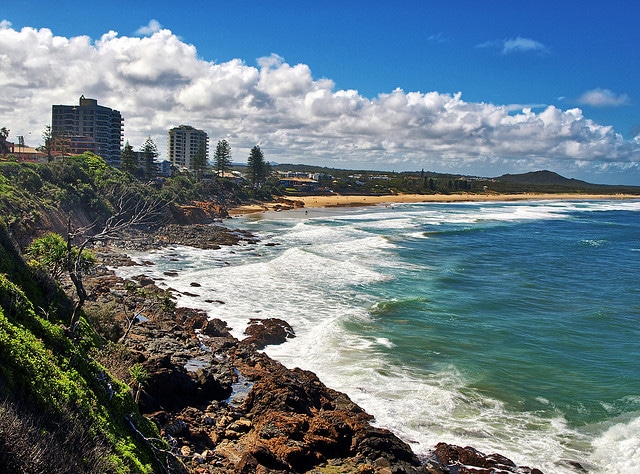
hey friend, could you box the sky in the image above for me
[2,0,640,184]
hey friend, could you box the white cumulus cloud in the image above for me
[0,23,638,181]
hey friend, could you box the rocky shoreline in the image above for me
[88,223,545,473]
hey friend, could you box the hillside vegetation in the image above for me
[0,219,173,473]
[0,154,241,472]
[0,153,245,246]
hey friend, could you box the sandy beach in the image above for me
[229,192,639,214]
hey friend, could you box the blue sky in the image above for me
[2,0,640,184]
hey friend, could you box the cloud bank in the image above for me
[1,23,638,180]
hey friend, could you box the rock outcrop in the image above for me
[427,443,544,474]
[242,318,296,349]
[103,224,258,252]
[171,201,230,224]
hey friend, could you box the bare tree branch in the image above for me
[66,190,171,334]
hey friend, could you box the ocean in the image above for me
[115,199,640,473]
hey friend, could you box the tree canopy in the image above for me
[120,140,138,176]
[139,137,158,180]
[213,139,232,176]
[0,127,10,155]
[191,142,207,180]
[247,145,269,187]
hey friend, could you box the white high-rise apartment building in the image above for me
[167,125,208,170]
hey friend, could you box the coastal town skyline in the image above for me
[2,1,639,184]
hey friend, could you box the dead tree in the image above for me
[66,191,168,332]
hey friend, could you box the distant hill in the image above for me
[488,169,640,194]
[495,170,591,186]
[267,164,640,195]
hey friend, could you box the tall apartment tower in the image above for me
[167,125,208,170]
[51,96,124,165]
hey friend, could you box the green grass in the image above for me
[0,230,163,473]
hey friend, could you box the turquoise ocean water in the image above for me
[116,199,640,473]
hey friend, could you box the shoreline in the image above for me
[229,192,639,214]
[104,224,548,473]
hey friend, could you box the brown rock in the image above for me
[431,443,543,474]
[177,307,208,330]
[241,318,295,349]
[201,318,232,337]
[88,237,543,474]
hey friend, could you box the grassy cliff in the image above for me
[0,218,170,473]
[0,155,206,472]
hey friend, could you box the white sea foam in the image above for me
[268,247,390,288]
[471,204,569,222]
[590,415,640,473]
[580,239,609,247]
[374,337,396,348]
[405,231,433,239]
[114,235,388,341]
[272,221,359,245]
[355,217,419,230]
[407,198,640,226]
[578,199,640,212]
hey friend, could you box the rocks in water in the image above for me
[427,443,544,474]
[222,345,425,473]
[131,274,155,287]
[155,224,258,249]
[241,318,296,349]
[201,318,232,338]
[105,223,258,251]
[204,299,225,305]
[129,295,543,472]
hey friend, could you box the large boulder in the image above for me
[241,317,295,349]
[429,443,544,474]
